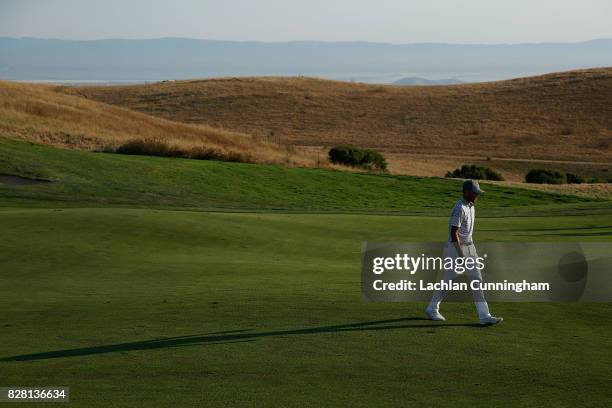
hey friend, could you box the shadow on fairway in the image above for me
[481,226,612,232]
[518,231,612,237]
[0,317,481,362]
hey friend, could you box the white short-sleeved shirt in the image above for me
[448,198,475,243]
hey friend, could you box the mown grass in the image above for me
[0,138,604,216]
[0,138,611,407]
[1,208,611,407]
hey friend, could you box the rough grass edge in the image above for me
[105,138,253,163]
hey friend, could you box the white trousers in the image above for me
[427,243,491,319]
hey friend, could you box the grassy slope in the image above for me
[1,209,611,407]
[0,80,311,166]
[0,138,605,216]
[64,68,612,162]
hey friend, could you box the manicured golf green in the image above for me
[1,139,611,407]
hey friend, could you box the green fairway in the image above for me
[2,209,612,407]
[1,139,611,407]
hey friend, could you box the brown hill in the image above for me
[63,68,612,165]
[0,81,316,166]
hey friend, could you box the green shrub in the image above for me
[565,172,585,184]
[525,169,566,184]
[445,164,504,181]
[328,145,387,171]
[116,138,182,157]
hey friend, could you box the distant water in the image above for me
[13,70,545,85]
[14,79,158,86]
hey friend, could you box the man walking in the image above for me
[426,180,503,326]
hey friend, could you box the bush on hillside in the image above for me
[445,164,504,181]
[525,169,566,184]
[116,138,182,157]
[565,172,585,184]
[112,138,251,163]
[328,145,387,171]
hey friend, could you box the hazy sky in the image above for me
[1,0,611,43]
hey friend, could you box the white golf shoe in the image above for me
[480,316,503,326]
[426,308,446,321]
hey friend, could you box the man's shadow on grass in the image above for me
[0,317,482,362]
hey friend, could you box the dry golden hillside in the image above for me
[0,80,315,166]
[63,68,612,165]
